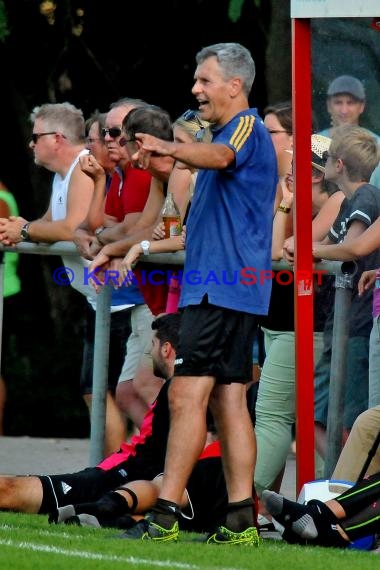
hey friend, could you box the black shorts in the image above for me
[38,466,130,514]
[175,298,258,383]
[80,304,132,395]
[181,456,227,533]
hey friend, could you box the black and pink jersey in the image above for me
[97,381,171,481]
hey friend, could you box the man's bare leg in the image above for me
[158,375,214,504]
[210,383,255,502]
[0,476,43,513]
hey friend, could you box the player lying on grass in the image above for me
[0,312,258,541]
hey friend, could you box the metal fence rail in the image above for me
[0,242,355,471]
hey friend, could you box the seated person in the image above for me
[0,314,179,516]
[262,474,380,549]
[332,406,380,482]
[50,437,228,536]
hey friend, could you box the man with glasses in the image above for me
[77,108,137,456]
[0,102,106,446]
[0,102,94,302]
[0,102,92,247]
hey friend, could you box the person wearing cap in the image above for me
[254,134,339,502]
[318,75,380,188]
[319,75,367,137]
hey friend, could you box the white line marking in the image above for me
[0,538,242,570]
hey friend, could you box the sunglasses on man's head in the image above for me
[101,126,122,138]
[181,109,204,129]
[180,109,207,142]
[31,132,63,144]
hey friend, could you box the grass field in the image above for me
[1,512,380,570]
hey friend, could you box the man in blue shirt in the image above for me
[118,43,277,545]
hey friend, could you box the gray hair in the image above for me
[196,43,255,97]
[109,97,148,110]
[30,102,85,143]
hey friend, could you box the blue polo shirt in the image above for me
[180,108,277,315]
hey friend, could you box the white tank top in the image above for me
[51,149,97,306]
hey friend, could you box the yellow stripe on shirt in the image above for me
[230,115,255,152]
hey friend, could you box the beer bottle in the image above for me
[161,192,182,238]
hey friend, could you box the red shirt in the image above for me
[105,166,152,222]
[104,165,169,315]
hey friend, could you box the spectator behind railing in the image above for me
[287,125,380,467]
[77,104,176,436]
[313,218,380,412]
[75,98,156,454]
[254,132,341,501]
[317,74,380,189]
[0,102,96,442]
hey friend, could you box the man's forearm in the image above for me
[101,226,156,257]
[27,219,76,242]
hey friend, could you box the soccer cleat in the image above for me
[120,518,180,542]
[206,525,261,546]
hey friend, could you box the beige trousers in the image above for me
[332,406,380,482]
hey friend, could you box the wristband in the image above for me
[277,204,291,214]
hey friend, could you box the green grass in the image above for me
[0,512,379,570]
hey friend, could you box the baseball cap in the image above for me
[285,134,331,173]
[327,75,365,101]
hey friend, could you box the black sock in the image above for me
[74,492,129,524]
[281,527,308,545]
[225,498,254,532]
[151,498,179,529]
[262,490,310,528]
[292,499,347,548]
